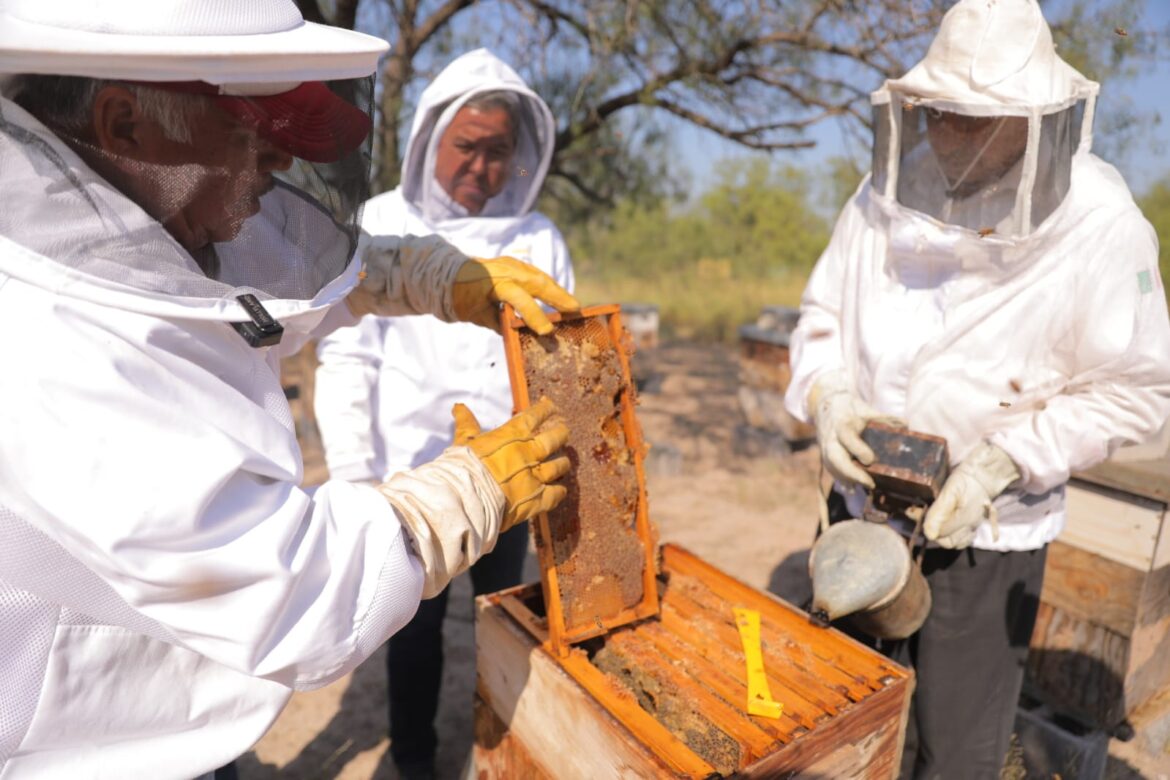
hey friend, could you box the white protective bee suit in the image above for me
[0,2,534,777]
[786,0,1170,551]
[784,0,1170,777]
[314,49,574,482]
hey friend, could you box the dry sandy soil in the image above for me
[248,340,823,779]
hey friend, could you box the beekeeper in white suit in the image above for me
[785,0,1170,776]
[313,48,573,779]
[0,1,580,777]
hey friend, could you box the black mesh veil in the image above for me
[870,94,1085,237]
[0,75,374,304]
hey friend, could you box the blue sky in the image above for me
[672,1,1170,197]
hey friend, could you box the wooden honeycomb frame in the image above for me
[500,303,659,656]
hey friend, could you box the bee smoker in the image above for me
[808,423,949,639]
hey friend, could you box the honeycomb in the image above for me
[518,313,649,634]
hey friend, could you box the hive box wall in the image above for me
[1027,477,1170,730]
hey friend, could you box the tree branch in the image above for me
[414,0,477,48]
[513,0,592,42]
[548,166,614,206]
[651,98,818,150]
[292,0,327,25]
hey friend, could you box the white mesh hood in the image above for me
[0,91,366,323]
[399,49,555,223]
[884,0,1096,114]
[869,0,1098,241]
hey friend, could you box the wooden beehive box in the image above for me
[475,545,913,778]
[481,305,913,778]
[1026,457,1170,733]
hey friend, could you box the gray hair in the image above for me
[460,89,523,144]
[8,74,207,144]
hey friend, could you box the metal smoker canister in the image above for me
[808,519,931,640]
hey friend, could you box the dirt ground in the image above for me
[246,340,822,779]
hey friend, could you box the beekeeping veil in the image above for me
[869,0,1098,239]
[0,0,387,342]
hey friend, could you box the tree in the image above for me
[572,161,829,278]
[295,0,1153,209]
[295,0,948,199]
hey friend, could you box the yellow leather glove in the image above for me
[452,257,580,336]
[452,396,572,532]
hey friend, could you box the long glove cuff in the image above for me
[357,232,468,321]
[376,446,507,598]
[807,369,853,423]
[962,442,1022,500]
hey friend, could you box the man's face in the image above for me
[433,105,516,215]
[924,109,1028,198]
[92,90,294,251]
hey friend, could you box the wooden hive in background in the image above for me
[737,306,815,444]
[481,304,913,778]
[1027,458,1170,735]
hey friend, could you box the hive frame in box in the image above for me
[500,303,659,657]
[476,544,915,778]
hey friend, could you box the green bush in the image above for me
[566,160,830,340]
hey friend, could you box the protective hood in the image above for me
[885,0,1096,114]
[400,48,555,223]
[869,0,1098,240]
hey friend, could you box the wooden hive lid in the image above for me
[500,303,660,656]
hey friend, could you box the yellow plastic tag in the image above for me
[733,607,784,719]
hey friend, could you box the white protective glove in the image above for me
[346,233,465,320]
[808,371,904,490]
[924,442,1020,549]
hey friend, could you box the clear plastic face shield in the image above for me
[871,95,1086,238]
[1,74,373,303]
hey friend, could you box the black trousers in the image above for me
[827,493,1047,779]
[386,523,529,767]
[885,544,1047,780]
